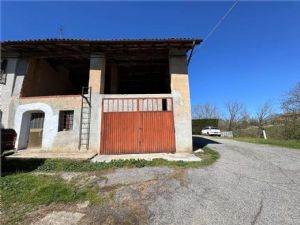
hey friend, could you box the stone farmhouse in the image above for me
[0,38,201,155]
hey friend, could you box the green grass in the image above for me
[37,147,219,172]
[0,174,102,225]
[195,147,220,165]
[2,147,219,175]
[233,137,300,149]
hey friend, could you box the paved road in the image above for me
[148,137,300,225]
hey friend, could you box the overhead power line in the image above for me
[204,0,239,42]
[188,0,239,65]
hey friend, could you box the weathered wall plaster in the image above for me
[0,58,18,128]
[89,94,102,154]
[12,59,28,97]
[89,55,106,94]
[88,55,106,153]
[3,50,193,155]
[15,103,57,149]
[14,96,83,151]
[169,50,193,153]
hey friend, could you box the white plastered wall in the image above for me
[0,58,18,128]
[15,103,58,150]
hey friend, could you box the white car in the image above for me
[201,126,221,136]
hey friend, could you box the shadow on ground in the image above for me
[1,158,46,176]
[193,136,220,151]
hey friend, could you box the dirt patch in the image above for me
[78,172,168,224]
[31,211,85,225]
[99,183,128,193]
[22,167,188,225]
[24,203,84,225]
[79,202,148,225]
[60,172,82,182]
[76,201,90,209]
[167,169,187,186]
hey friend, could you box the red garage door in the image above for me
[100,98,176,154]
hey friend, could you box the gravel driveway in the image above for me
[31,137,300,225]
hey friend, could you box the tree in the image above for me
[225,101,245,131]
[281,83,300,140]
[239,109,250,129]
[256,101,273,138]
[192,103,219,119]
[281,82,300,113]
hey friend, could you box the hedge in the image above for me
[192,119,219,134]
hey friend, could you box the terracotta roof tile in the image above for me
[1,37,202,44]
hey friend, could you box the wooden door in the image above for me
[28,112,44,148]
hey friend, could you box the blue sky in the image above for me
[1,1,300,116]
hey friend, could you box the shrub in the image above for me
[192,119,219,134]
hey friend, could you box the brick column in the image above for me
[169,49,193,153]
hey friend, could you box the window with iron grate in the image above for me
[58,111,74,131]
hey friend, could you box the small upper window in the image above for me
[58,110,74,131]
[0,59,8,84]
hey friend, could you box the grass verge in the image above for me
[0,174,103,225]
[233,137,300,149]
[194,147,220,166]
[37,147,218,172]
[2,147,219,174]
[37,147,219,172]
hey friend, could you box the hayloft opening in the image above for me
[21,58,89,97]
[104,59,170,94]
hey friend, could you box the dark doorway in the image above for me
[27,112,45,148]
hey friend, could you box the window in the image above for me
[0,59,8,84]
[59,111,74,131]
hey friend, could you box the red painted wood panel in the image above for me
[100,98,175,154]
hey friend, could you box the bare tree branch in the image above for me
[281,82,300,113]
[281,83,300,140]
[225,101,245,131]
[256,101,273,137]
[192,103,219,119]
